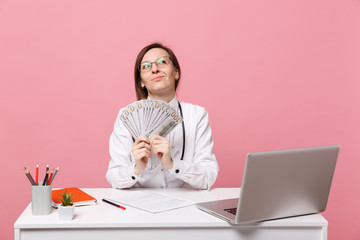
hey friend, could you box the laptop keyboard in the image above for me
[224,208,237,215]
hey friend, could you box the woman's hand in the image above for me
[150,135,173,169]
[132,136,151,175]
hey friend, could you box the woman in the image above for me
[106,43,219,189]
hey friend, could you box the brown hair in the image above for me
[134,43,181,100]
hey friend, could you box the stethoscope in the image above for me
[178,102,185,160]
[132,102,185,160]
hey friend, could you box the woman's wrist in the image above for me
[134,163,145,175]
[164,158,174,170]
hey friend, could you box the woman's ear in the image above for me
[175,71,180,81]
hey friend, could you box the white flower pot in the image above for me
[58,205,75,220]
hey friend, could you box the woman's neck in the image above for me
[148,93,176,103]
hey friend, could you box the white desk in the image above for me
[14,188,328,240]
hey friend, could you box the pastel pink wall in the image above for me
[1,0,359,239]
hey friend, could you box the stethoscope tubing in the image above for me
[178,102,185,160]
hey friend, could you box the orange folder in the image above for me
[52,187,97,208]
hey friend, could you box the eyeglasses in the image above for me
[138,56,172,72]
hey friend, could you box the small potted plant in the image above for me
[58,189,75,220]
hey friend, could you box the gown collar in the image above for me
[147,96,179,111]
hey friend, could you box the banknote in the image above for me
[119,100,183,140]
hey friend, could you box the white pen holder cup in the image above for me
[31,182,52,215]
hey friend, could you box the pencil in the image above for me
[47,169,54,185]
[36,163,39,185]
[50,166,59,185]
[42,164,49,185]
[24,168,35,185]
[42,170,49,186]
[102,199,126,210]
[25,167,36,185]
[25,171,33,185]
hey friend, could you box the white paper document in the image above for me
[105,189,194,213]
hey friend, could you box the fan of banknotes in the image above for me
[119,100,183,140]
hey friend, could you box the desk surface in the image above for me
[14,188,327,229]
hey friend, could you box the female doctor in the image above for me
[106,43,219,190]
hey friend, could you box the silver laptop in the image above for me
[197,145,339,224]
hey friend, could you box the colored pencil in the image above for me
[102,199,126,210]
[35,163,39,185]
[47,169,54,185]
[25,167,36,185]
[42,170,49,186]
[24,168,35,185]
[50,166,59,185]
[42,164,49,185]
[25,172,33,185]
